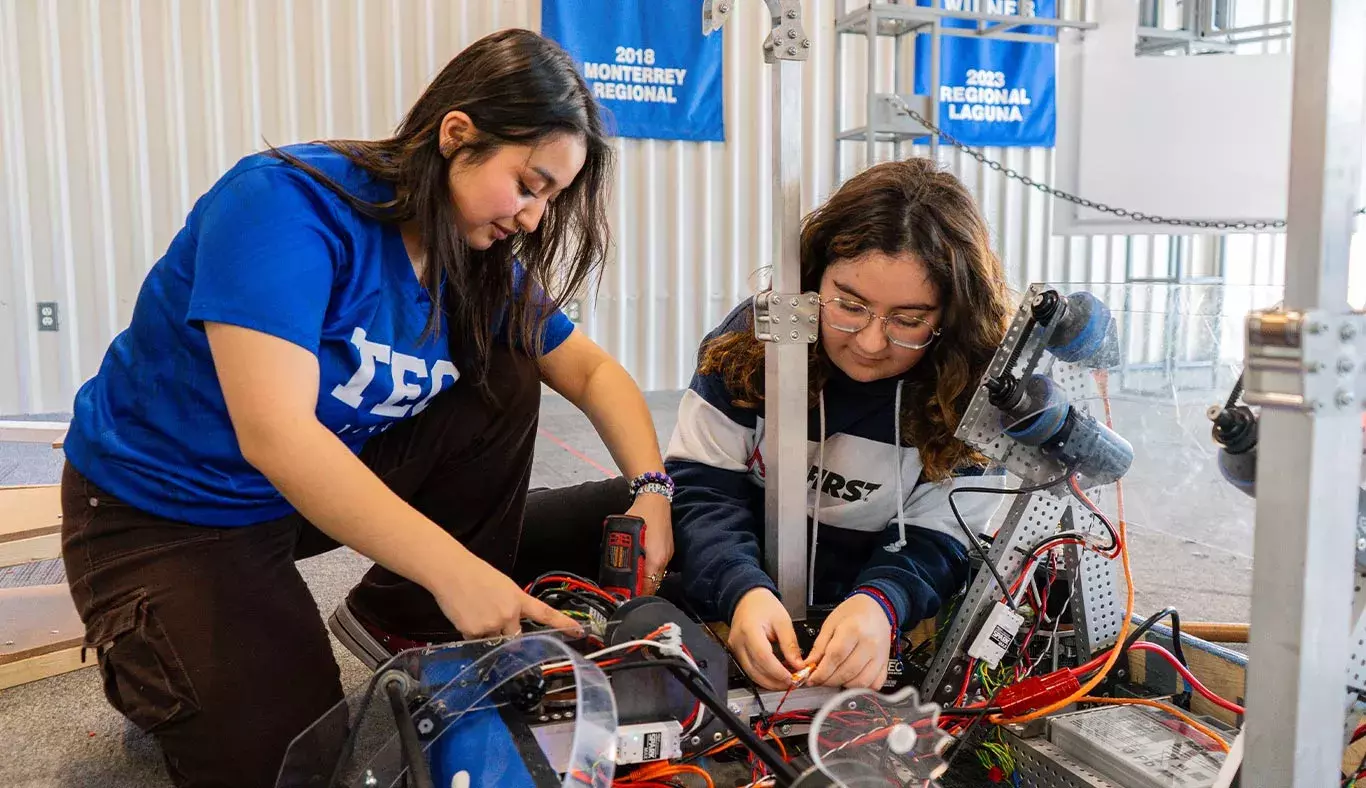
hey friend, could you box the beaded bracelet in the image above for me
[628,471,675,501]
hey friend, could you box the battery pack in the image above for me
[1048,704,1226,788]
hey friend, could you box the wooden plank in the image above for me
[0,533,61,568]
[0,421,69,444]
[0,645,87,690]
[0,485,62,544]
[0,584,88,689]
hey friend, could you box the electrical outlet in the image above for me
[37,302,59,332]
[564,299,582,323]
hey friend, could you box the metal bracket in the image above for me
[1243,309,1366,413]
[753,290,820,345]
[701,0,733,34]
[763,0,810,62]
[703,0,810,61]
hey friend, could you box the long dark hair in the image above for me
[700,159,1012,481]
[271,28,612,386]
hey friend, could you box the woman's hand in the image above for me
[431,551,582,638]
[728,588,805,690]
[806,594,892,690]
[627,493,674,593]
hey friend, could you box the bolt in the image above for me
[539,715,549,722]
[787,8,797,18]
[364,771,379,788]
[718,3,729,12]
[1341,358,1357,375]
[1357,537,1365,551]
[552,713,563,720]
[1344,323,1359,341]
[728,704,743,716]
[417,718,435,735]
[771,294,782,305]
[790,297,800,307]
[713,731,725,742]
[808,294,818,304]
[847,701,859,710]
[790,330,801,340]
[952,664,963,674]
[787,28,797,38]
[780,724,792,735]
[787,46,798,55]
[942,684,955,694]
[802,38,811,48]
[691,736,702,746]
[807,333,817,342]
[1309,361,1324,373]
[565,710,574,718]
[1309,321,1327,335]
[1338,391,1356,408]
[808,314,817,324]
[790,314,799,323]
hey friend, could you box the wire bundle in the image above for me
[933,370,1252,780]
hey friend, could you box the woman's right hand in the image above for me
[433,552,582,638]
[728,588,805,690]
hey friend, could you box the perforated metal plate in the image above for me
[1006,732,1119,788]
[1349,571,1366,690]
[957,284,1112,489]
[921,494,1067,703]
[1068,510,1123,658]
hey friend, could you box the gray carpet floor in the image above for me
[0,388,1258,786]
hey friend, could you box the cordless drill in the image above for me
[599,514,648,599]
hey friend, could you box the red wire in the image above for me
[525,574,619,604]
[1072,640,1245,716]
[955,657,976,705]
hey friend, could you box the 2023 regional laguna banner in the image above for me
[914,0,1057,148]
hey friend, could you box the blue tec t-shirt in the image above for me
[64,144,575,527]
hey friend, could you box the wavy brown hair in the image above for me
[269,29,611,388]
[700,158,1011,481]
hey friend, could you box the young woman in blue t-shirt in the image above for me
[60,29,672,787]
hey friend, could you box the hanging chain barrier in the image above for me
[889,97,1366,232]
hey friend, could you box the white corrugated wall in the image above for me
[0,0,1303,415]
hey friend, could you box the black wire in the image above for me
[1122,607,1188,668]
[385,677,436,788]
[673,594,769,718]
[534,588,618,619]
[942,680,1010,774]
[1066,481,1122,557]
[941,706,1004,717]
[599,656,717,692]
[604,656,800,784]
[327,671,386,787]
[948,476,1068,611]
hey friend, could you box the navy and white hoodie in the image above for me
[665,300,1004,630]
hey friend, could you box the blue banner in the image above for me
[541,0,725,142]
[913,0,1056,148]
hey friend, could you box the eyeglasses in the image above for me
[819,296,941,350]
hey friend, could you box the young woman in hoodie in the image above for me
[517,158,1013,693]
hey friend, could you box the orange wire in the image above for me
[1077,696,1230,753]
[624,762,715,788]
[992,370,1135,725]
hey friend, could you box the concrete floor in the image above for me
[0,387,1259,786]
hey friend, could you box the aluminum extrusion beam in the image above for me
[1242,0,1366,785]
